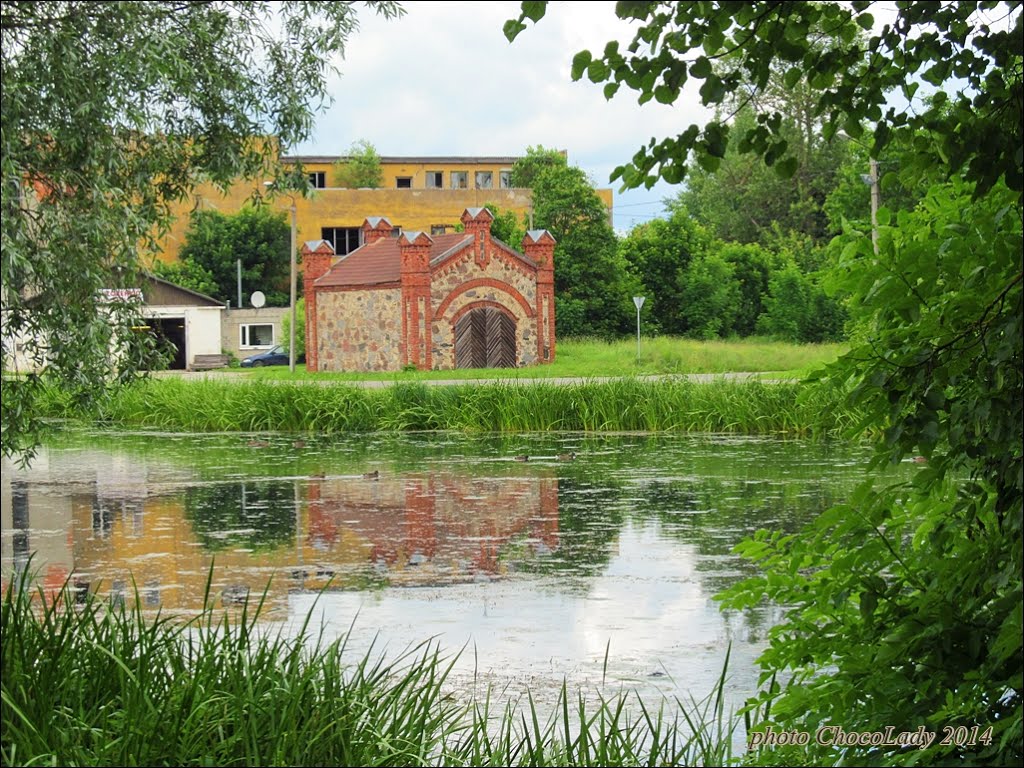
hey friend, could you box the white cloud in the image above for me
[295,1,708,226]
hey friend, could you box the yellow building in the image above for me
[157,153,613,264]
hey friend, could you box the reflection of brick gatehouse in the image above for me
[302,207,556,371]
[303,473,560,581]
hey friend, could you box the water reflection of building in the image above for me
[2,450,560,615]
[302,473,560,589]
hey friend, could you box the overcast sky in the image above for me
[292,1,712,231]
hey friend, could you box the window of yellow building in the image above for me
[396,176,412,189]
[500,170,512,188]
[426,171,443,188]
[321,227,361,255]
[475,171,493,189]
[451,171,468,189]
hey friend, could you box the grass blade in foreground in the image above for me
[2,572,749,766]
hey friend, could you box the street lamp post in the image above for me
[633,296,646,364]
[287,200,297,373]
[264,182,298,373]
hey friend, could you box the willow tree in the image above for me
[2,1,402,457]
[508,2,1022,764]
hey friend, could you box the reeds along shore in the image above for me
[39,377,862,437]
[1,576,746,767]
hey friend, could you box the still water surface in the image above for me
[2,430,883,713]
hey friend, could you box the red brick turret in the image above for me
[461,207,494,268]
[399,231,434,370]
[301,239,336,372]
[362,216,394,245]
[523,229,557,363]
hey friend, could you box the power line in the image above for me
[614,200,669,209]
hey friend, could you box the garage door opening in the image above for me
[149,317,186,370]
[454,307,516,369]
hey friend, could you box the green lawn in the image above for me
[238,336,844,382]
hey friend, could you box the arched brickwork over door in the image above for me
[454,307,516,369]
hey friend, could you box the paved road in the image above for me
[154,370,784,387]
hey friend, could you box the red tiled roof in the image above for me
[315,233,473,288]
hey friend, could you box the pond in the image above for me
[1,429,889,720]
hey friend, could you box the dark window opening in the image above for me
[308,171,326,189]
[396,177,413,189]
[321,226,361,256]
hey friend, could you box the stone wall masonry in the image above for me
[316,288,402,371]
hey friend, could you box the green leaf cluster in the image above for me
[179,206,292,307]
[2,1,403,458]
[505,2,1022,198]
[332,139,384,189]
[721,180,1023,765]
[619,209,844,342]
[507,4,1023,761]
[512,147,641,337]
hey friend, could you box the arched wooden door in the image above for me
[454,308,516,368]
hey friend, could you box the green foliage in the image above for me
[678,252,740,339]
[1,1,403,458]
[507,5,1022,761]
[618,204,709,334]
[715,242,777,337]
[179,206,291,306]
[1,572,749,766]
[512,147,638,337]
[51,376,858,438]
[332,138,384,188]
[505,2,1022,197]
[676,107,853,247]
[823,139,927,237]
[483,203,527,247]
[757,264,810,341]
[722,180,1023,766]
[150,258,219,299]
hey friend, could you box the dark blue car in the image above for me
[240,345,293,367]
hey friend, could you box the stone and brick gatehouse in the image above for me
[302,207,556,372]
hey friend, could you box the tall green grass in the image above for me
[40,377,863,437]
[1,574,752,766]
[241,336,844,382]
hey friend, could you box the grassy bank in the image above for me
[1,578,746,767]
[243,336,845,382]
[42,377,862,437]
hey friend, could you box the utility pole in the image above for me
[264,180,299,373]
[288,201,297,373]
[869,157,880,255]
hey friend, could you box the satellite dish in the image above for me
[250,291,266,308]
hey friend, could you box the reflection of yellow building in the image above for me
[5,449,560,619]
[157,152,613,263]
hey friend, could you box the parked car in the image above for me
[240,345,303,367]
